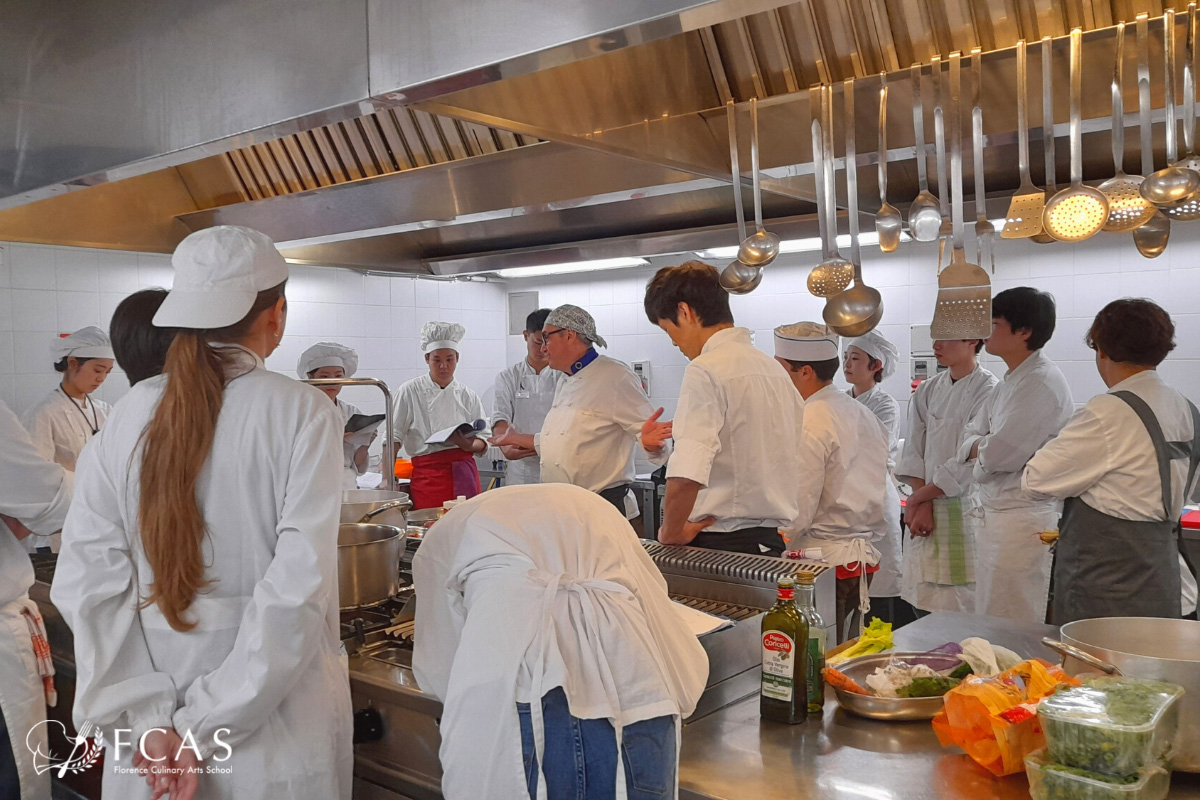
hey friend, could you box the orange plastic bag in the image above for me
[394,458,413,479]
[931,658,1081,777]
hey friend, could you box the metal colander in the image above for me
[1101,176,1155,231]
[1042,192,1110,242]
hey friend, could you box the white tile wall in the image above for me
[0,244,511,464]
[505,224,1200,433]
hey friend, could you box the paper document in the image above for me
[672,600,735,637]
[424,418,487,446]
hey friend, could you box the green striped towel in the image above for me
[923,497,976,585]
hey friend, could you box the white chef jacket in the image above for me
[412,484,708,800]
[536,354,672,495]
[958,350,1074,511]
[958,350,1073,624]
[336,397,365,490]
[492,359,562,485]
[392,374,488,459]
[897,365,998,613]
[1023,369,1199,615]
[668,328,804,533]
[1,400,73,800]
[51,345,353,800]
[851,385,903,598]
[785,384,888,565]
[20,387,111,472]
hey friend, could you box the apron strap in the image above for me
[1111,391,1177,522]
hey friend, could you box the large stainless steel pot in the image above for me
[1052,617,1200,772]
[338,523,403,610]
[342,489,411,529]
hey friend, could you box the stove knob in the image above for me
[353,708,384,744]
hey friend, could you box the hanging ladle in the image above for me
[1167,3,1200,220]
[1133,13,1171,258]
[907,64,942,241]
[1141,9,1200,207]
[824,78,884,337]
[736,97,780,267]
[719,101,763,294]
[875,74,903,252]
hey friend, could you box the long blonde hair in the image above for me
[138,282,286,631]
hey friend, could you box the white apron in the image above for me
[870,480,903,598]
[975,505,1058,624]
[0,597,48,800]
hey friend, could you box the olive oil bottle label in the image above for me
[761,631,796,701]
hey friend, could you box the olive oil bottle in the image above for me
[761,577,808,724]
[794,571,826,715]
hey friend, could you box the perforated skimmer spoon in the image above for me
[808,85,855,297]
[1042,28,1109,241]
[1168,3,1200,220]
[1031,37,1058,244]
[1100,22,1155,232]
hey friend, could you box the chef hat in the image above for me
[297,341,359,379]
[421,321,466,354]
[847,330,900,379]
[154,226,289,330]
[773,321,840,362]
[51,327,114,361]
[544,304,608,349]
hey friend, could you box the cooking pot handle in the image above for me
[1041,637,1124,676]
[357,499,412,523]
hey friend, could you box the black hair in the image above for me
[526,308,552,334]
[54,356,97,374]
[109,289,179,385]
[972,340,985,354]
[991,286,1057,351]
[643,261,736,327]
[1087,298,1176,367]
[780,357,840,382]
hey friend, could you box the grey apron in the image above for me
[1051,391,1200,625]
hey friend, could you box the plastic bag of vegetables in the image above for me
[931,659,1082,776]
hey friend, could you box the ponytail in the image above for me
[138,282,286,631]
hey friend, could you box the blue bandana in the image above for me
[569,348,600,375]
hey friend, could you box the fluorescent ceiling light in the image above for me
[496,257,648,279]
[695,231,909,260]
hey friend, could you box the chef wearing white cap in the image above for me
[775,323,889,643]
[298,342,370,489]
[491,304,672,517]
[392,322,489,509]
[52,225,352,800]
[843,331,905,609]
[19,327,114,553]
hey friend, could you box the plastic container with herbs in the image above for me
[1037,677,1184,776]
[1025,749,1170,800]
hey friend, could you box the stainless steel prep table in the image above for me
[677,612,1200,800]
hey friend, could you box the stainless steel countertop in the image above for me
[677,612,1200,800]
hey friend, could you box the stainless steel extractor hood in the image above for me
[0,0,1192,274]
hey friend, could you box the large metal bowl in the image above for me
[830,651,960,721]
[342,489,411,529]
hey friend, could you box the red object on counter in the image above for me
[1182,510,1200,530]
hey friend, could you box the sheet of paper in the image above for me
[672,600,735,637]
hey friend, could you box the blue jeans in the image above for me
[517,687,676,799]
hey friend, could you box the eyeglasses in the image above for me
[542,328,570,342]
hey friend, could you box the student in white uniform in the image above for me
[775,323,889,643]
[412,484,708,800]
[0,400,73,800]
[109,288,179,386]
[1024,299,1200,622]
[491,305,672,517]
[298,342,372,490]
[898,337,998,614]
[643,262,804,556]
[52,226,352,800]
[392,322,489,509]
[21,327,114,472]
[20,327,114,553]
[491,308,561,486]
[843,331,905,610]
[959,287,1073,624]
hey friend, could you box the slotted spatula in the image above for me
[1002,40,1045,238]
[931,53,992,341]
